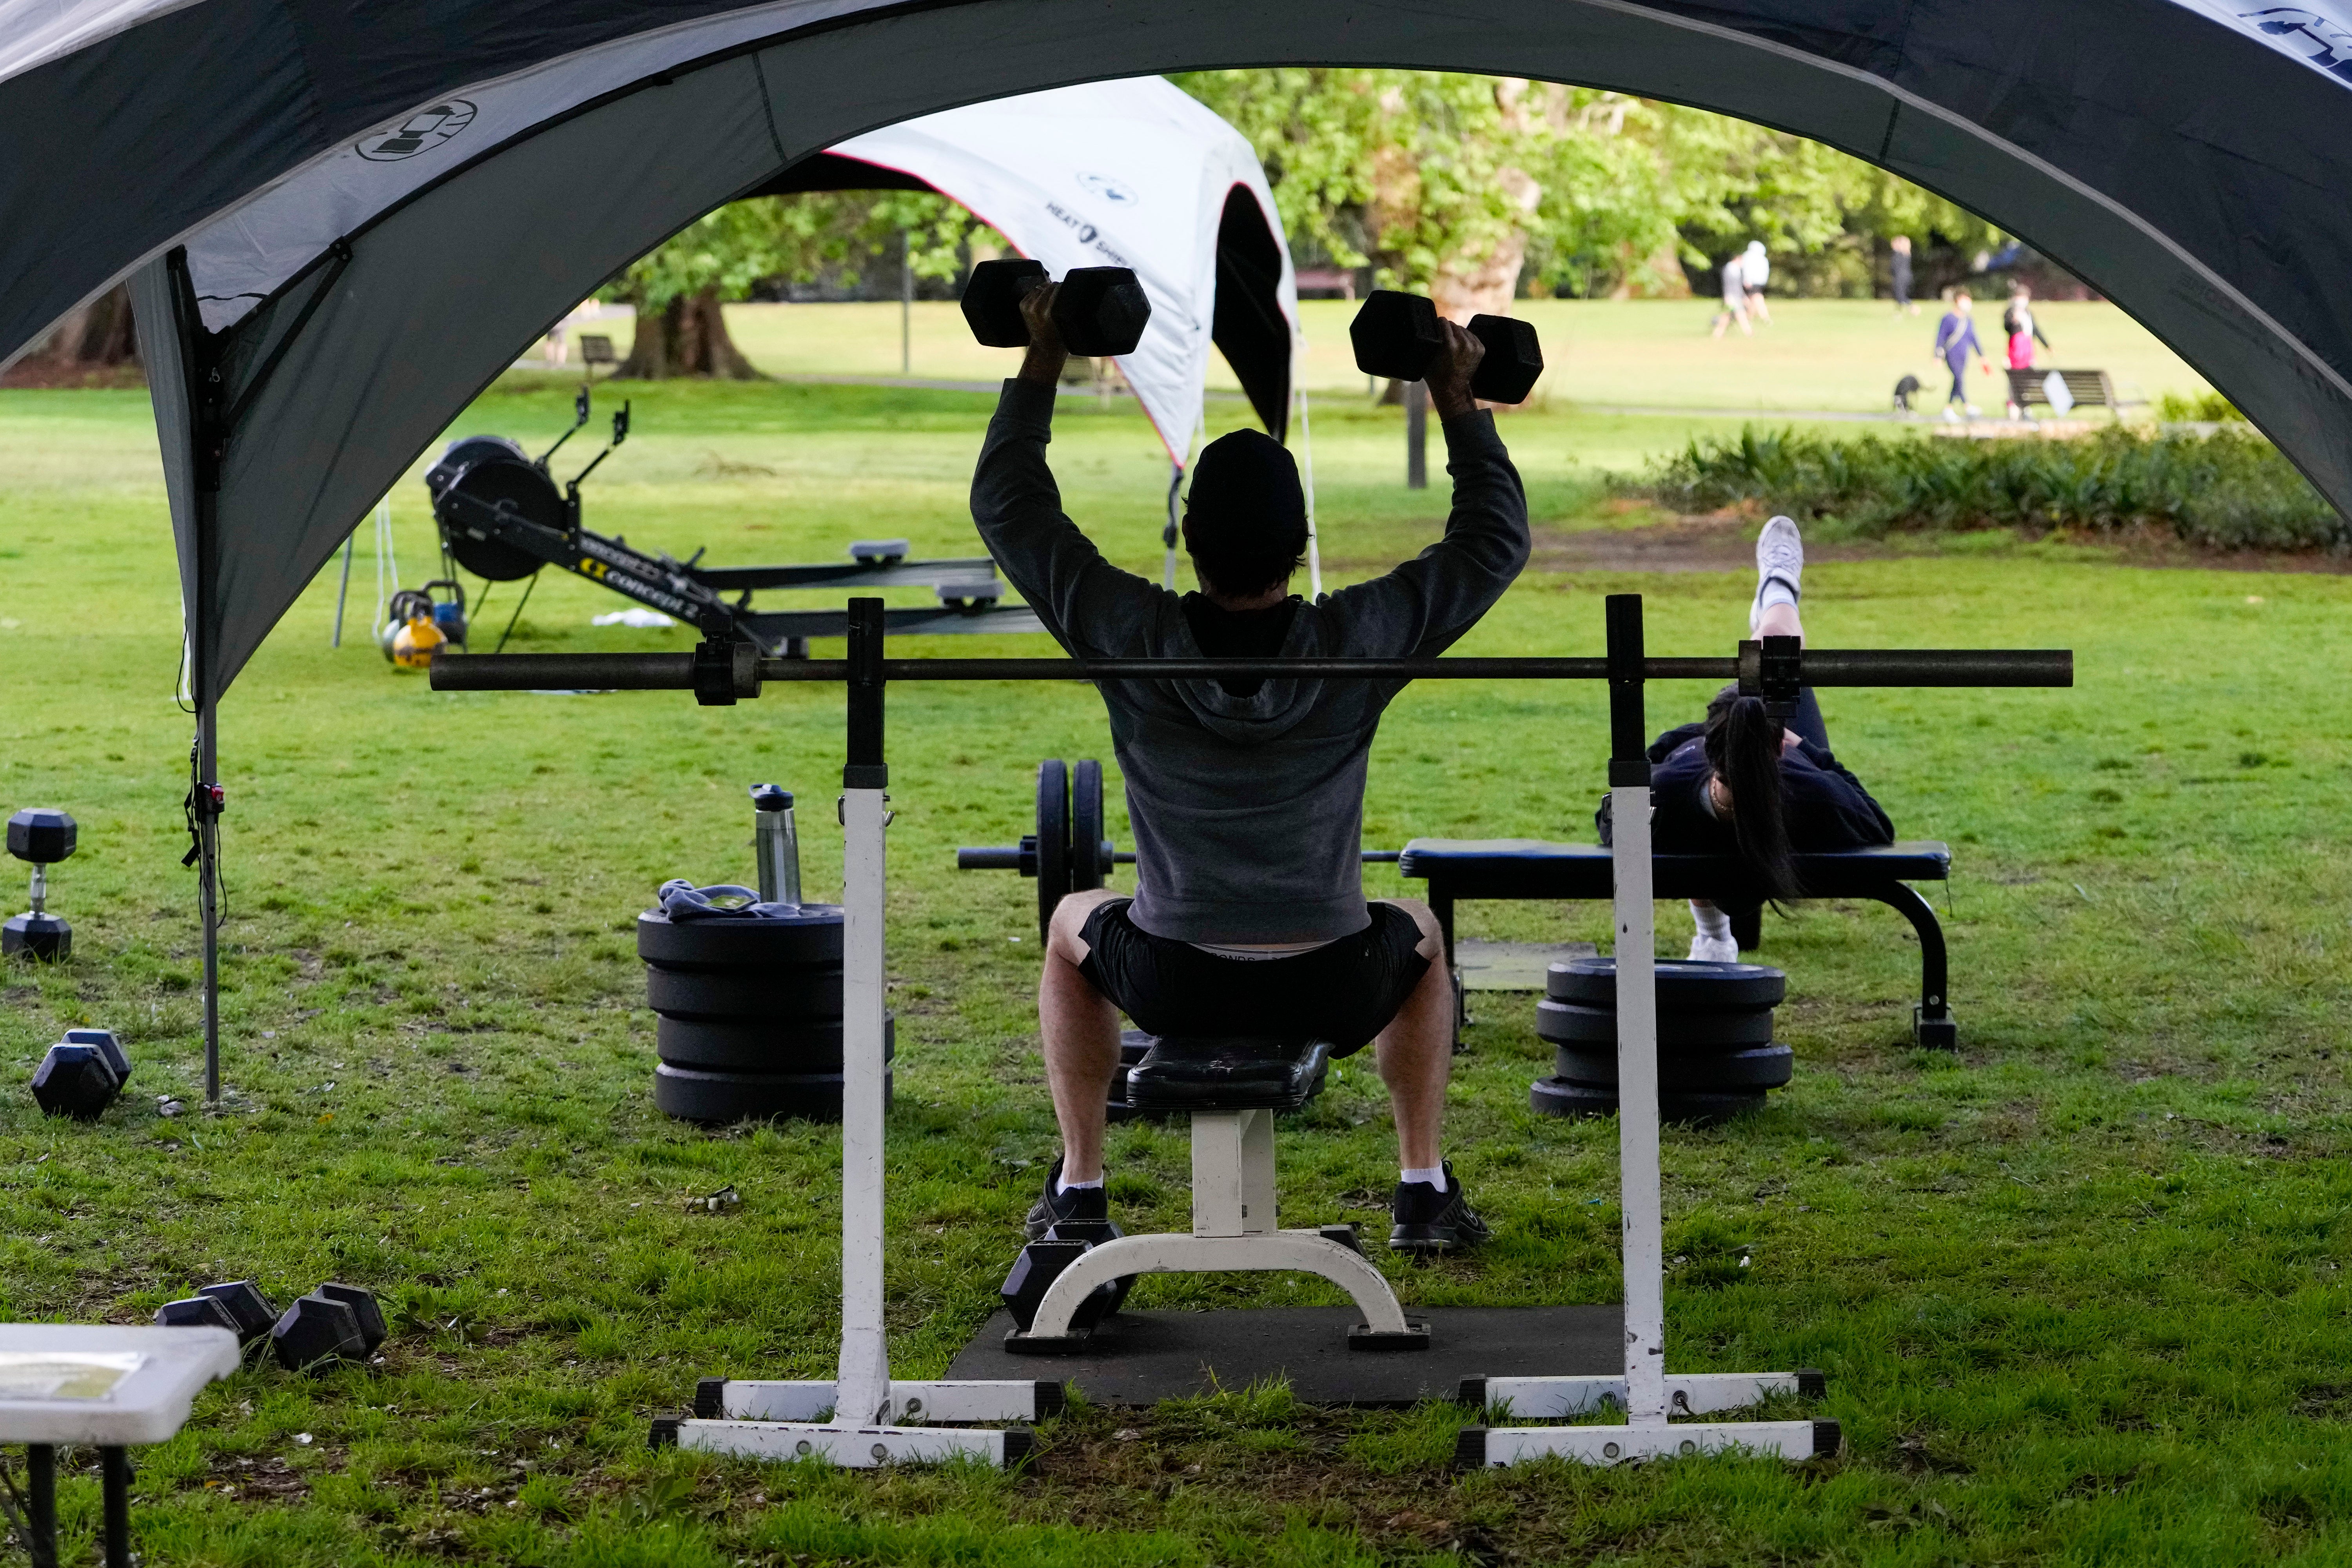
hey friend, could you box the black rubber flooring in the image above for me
[946,1306,1621,1407]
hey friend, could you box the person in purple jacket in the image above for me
[1933,290,1986,419]
[1600,516,1895,961]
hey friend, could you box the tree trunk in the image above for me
[614,288,762,379]
[2,283,141,387]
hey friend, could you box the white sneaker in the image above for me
[1749,515,1804,636]
[1688,933,1739,964]
[1942,406,1960,423]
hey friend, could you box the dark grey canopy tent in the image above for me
[3,0,2349,1093]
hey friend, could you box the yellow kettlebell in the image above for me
[390,614,446,670]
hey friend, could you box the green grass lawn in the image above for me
[574,297,2219,415]
[3,372,2350,1566]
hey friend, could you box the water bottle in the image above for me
[750,784,800,907]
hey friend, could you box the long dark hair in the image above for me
[1702,688,1801,903]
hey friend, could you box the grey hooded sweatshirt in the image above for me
[971,377,1528,944]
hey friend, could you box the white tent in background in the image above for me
[781,77,1308,586]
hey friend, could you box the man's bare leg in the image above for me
[1371,899,1453,1171]
[1040,887,1123,1183]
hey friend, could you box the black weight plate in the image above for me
[1528,1076,1768,1127]
[1551,1043,1794,1091]
[1545,957,1786,1011]
[1534,998,1776,1049]
[1070,759,1106,893]
[1035,759,1068,940]
[653,1062,891,1125]
[645,963,842,1022]
[636,906,844,967]
[656,1012,895,1071]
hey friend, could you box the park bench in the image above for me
[2005,367,2140,419]
[579,333,616,377]
[1396,838,1958,1049]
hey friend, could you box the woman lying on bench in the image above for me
[1602,516,1895,962]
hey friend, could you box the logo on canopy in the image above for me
[2244,8,2352,79]
[1076,172,1140,207]
[357,101,479,162]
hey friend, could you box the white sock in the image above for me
[1690,902,1732,944]
[1401,1164,1447,1192]
[1056,1172,1104,1195]
[1757,577,1798,614]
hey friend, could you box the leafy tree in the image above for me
[1175,70,2004,307]
[607,191,1001,377]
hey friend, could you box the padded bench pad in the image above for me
[1396,838,1950,900]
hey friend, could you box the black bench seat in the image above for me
[1396,839,1958,1048]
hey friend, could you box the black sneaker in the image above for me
[1025,1156,1108,1241]
[1387,1162,1491,1254]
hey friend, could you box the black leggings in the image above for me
[1786,685,1829,751]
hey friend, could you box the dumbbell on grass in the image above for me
[1348,290,1546,405]
[270,1284,385,1371]
[4,807,76,960]
[29,1035,125,1120]
[156,1279,273,1339]
[962,259,1152,358]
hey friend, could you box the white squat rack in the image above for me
[503,597,2070,1469]
[653,610,1051,1468]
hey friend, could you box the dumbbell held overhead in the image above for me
[1349,289,1545,405]
[962,258,1152,359]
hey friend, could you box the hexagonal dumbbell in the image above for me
[1348,290,1546,405]
[29,1042,118,1120]
[961,259,1152,358]
[315,1283,387,1355]
[197,1280,278,1344]
[270,1291,370,1372]
[4,807,76,961]
[154,1294,243,1333]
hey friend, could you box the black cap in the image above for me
[750,784,793,811]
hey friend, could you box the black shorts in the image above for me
[1077,899,1430,1056]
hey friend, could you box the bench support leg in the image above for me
[1871,882,1955,1050]
[1017,1231,1421,1343]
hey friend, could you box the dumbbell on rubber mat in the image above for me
[1528,1076,1766,1126]
[1552,1042,1794,1091]
[653,1062,893,1124]
[635,904,844,966]
[1545,956,1785,1011]
[654,1013,892,1072]
[962,259,1152,358]
[1348,290,1545,404]
[1000,1224,1133,1336]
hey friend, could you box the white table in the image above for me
[0,1325,240,1568]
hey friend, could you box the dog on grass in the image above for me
[1892,373,1922,414]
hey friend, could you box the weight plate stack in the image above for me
[1530,956,1793,1122]
[641,904,885,1123]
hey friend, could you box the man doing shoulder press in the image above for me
[970,283,1530,1254]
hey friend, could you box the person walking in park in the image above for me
[1890,236,1918,315]
[1740,240,1773,326]
[1711,247,1753,338]
[973,282,1528,1256]
[1933,289,1986,419]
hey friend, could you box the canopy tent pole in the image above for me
[331,532,354,646]
[130,250,229,1105]
[1297,377,1321,599]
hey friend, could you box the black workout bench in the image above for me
[1396,839,1958,1049]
